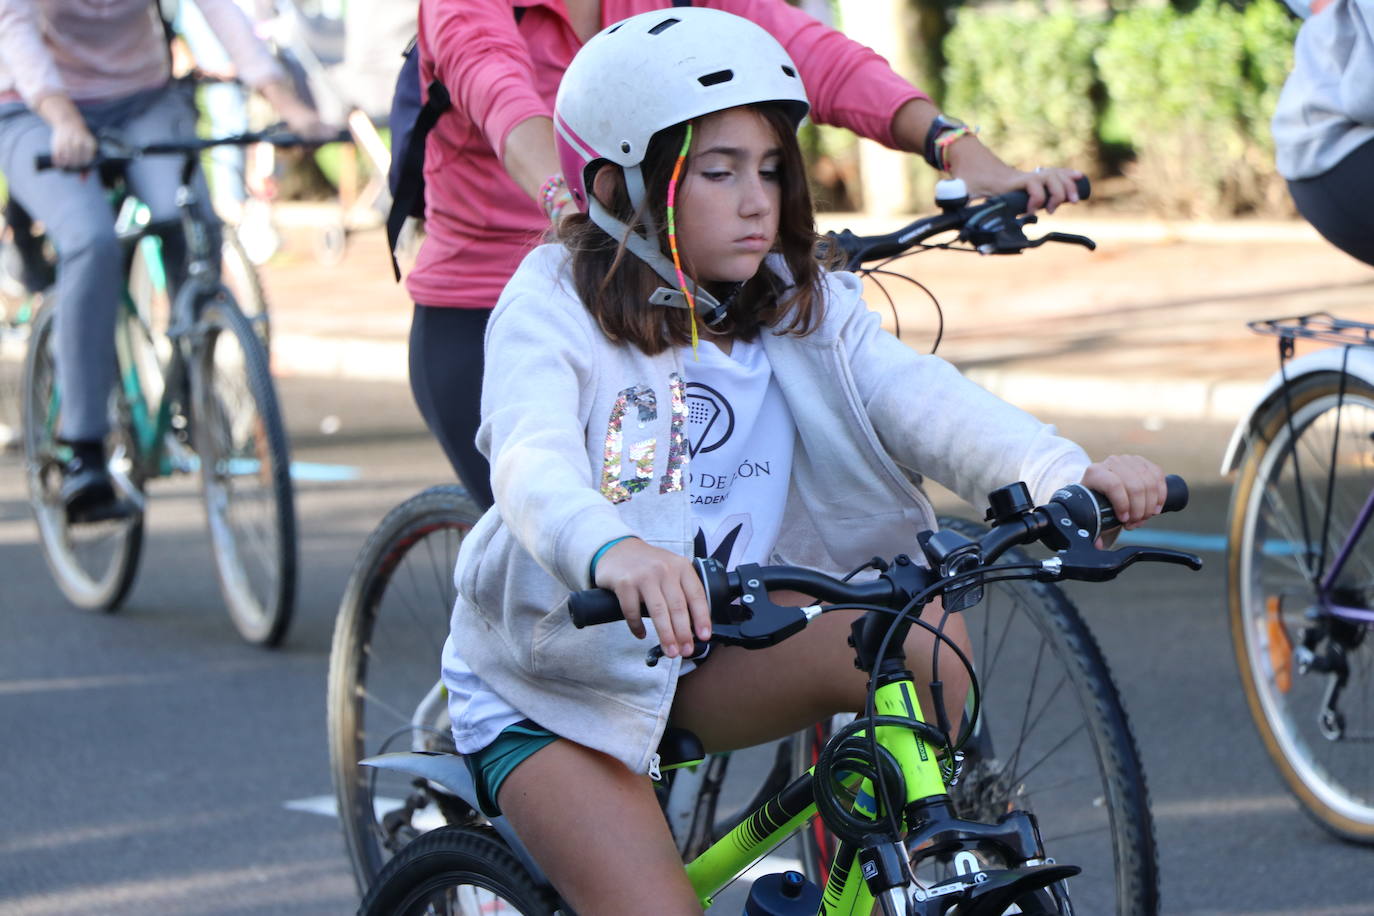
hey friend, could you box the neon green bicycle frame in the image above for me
[684,677,948,913]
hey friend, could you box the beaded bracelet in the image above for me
[935,125,979,172]
[539,173,568,220]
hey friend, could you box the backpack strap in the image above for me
[387,35,451,280]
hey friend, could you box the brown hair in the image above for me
[557,104,829,355]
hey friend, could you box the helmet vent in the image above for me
[781,65,796,78]
[607,23,624,33]
[698,69,734,87]
[648,17,680,35]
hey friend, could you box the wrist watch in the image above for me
[923,114,968,171]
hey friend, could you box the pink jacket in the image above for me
[0,0,283,107]
[409,0,927,309]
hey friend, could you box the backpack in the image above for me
[386,0,692,280]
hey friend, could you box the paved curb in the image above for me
[963,368,1263,424]
[264,207,1314,423]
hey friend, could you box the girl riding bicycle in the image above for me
[442,9,1169,914]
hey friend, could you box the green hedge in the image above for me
[944,10,1105,176]
[941,0,1299,217]
[1096,0,1297,216]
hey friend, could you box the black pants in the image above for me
[408,304,494,510]
[1288,136,1374,268]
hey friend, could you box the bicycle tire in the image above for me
[359,825,559,916]
[189,293,296,645]
[21,306,145,610]
[328,485,483,893]
[1228,371,1374,843]
[796,516,1159,915]
[219,228,270,352]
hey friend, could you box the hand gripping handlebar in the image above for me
[568,474,1199,631]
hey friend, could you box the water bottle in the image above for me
[742,870,821,915]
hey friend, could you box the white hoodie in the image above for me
[443,243,1091,775]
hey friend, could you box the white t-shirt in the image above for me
[685,337,794,569]
[443,336,796,753]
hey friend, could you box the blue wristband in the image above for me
[590,535,635,580]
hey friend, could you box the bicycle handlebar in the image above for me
[34,128,351,172]
[825,176,1094,269]
[568,473,1195,632]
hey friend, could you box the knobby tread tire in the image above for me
[358,825,558,916]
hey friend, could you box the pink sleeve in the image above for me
[420,0,550,162]
[0,0,66,106]
[704,0,927,149]
[189,0,285,88]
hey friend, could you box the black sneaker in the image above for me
[60,453,134,524]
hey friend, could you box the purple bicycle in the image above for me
[1223,311,1374,843]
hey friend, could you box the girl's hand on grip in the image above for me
[1081,454,1168,531]
[593,538,710,659]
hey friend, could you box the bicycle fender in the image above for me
[1220,346,1374,475]
[359,751,551,887]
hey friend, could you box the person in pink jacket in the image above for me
[407,0,1084,511]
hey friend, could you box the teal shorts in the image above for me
[462,720,559,817]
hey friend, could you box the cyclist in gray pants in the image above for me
[0,0,323,522]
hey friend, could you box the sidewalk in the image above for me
[257,204,1374,426]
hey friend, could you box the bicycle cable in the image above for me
[857,561,1044,842]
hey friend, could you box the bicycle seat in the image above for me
[657,726,706,769]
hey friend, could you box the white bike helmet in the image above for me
[554,7,810,322]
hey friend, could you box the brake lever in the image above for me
[644,579,814,666]
[646,637,712,667]
[1024,231,1097,251]
[1045,544,1203,583]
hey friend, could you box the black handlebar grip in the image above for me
[1093,473,1188,531]
[1162,474,1189,514]
[999,176,1092,217]
[568,588,626,628]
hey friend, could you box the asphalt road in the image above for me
[2,374,1371,915]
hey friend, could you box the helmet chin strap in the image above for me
[588,176,729,327]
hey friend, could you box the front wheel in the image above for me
[359,826,559,916]
[796,516,1158,916]
[22,306,144,610]
[1228,372,1374,843]
[190,293,296,645]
